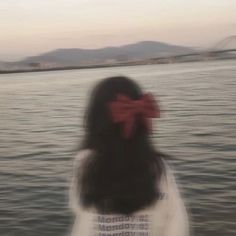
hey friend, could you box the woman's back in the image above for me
[69,150,189,236]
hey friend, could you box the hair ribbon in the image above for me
[109,93,160,138]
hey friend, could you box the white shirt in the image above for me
[68,149,189,236]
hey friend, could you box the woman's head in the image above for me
[79,76,164,214]
[83,76,150,151]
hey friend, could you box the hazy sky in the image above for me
[1,0,235,61]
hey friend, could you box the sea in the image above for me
[0,60,235,236]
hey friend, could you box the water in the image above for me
[0,60,235,236]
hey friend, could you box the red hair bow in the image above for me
[109,93,160,138]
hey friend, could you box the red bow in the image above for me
[109,93,160,138]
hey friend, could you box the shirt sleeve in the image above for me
[163,163,190,236]
[68,149,91,214]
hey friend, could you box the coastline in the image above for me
[0,57,235,75]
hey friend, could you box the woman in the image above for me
[69,76,189,236]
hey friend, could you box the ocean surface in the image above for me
[0,60,235,236]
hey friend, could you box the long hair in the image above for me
[78,76,165,215]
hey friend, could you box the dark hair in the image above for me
[78,76,165,215]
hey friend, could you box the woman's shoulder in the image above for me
[158,159,180,195]
[73,149,93,165]
[75,148,93,159]
[69,149,93,213]
[162,159,174,178]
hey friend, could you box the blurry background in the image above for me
[0,1,236,236]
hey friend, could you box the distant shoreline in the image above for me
[0,57,235,75]
[0,63,124,75]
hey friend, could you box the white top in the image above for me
[68,149,189,236]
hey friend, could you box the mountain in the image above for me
[21,41,194,67]
[0,61,10,70]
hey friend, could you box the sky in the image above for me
[0,0,235,61]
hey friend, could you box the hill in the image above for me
[21,41,194,67]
